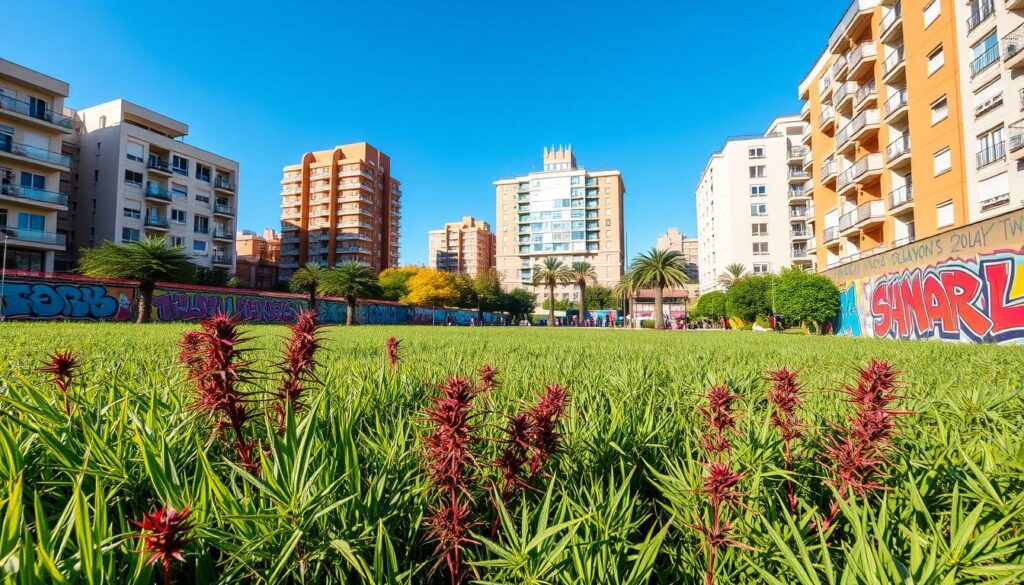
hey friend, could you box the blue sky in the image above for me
[5,0,847,265]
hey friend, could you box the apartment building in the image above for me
[428,216,496,277]
[279,142,400,278]
[493,146,625,303]
[72,99,239,271]
[695,116,812,295]
[235,228,280,289]
[0,59,73,273]
[656,227,700,284]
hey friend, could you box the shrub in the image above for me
[774,267,840,332]
[726,274,776,323]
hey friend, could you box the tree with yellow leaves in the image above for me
[403,268,462,307]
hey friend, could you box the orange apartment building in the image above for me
[427,216,496,277]
[800,0,971,269]
[235,228,280,289]
[278,142,400,278]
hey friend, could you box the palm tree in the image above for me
[532,257,572,327]
[318,261,381,325]
[289,262,326,313]
[77,236,197,324]
[568,261,598,325]
[716,263,747,290]
[627,248,690,330]
[612,275,637,327]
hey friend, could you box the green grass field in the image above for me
[1,323,1023,583]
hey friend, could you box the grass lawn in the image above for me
[1,322,1022,583]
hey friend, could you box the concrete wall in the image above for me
[823,207,1024,343]
[0,272,507,325]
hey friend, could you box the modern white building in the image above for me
[72,100,239,271]
[695,115,812,294]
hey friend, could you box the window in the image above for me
[195,163,211,182]
[193,240,207,253]
[936,201,954,228]
[193,215,209,234]
[126,141,145,162]
[924,0,940,27]
[171,184,188,199]
[27,96,48,119]
[18,212,44,232]
[973,81,1003,116]
[122,228,141,242]
[19,172,45,190]
[170,209,186,224]
[605,219,611,226]
[124,170,143,186]
[927,46,944,75]
[749,165,766,178]
[122,207,141,219]
[93,170,99,182]
[971,33,999,78]
[171,155,189,175]
[0,208,6,227]
[170,236,185,247]
[750,203,768,216]
[979,172,1010,209]
[930,96,948,124]
[976,127,1005,169]
[933,148,952,175]
[752,223,768,236]
[748,146,765,159]
[752,263,770,274]
[750,184,767,196]
[753,242,769,256]
[195,190,210,204]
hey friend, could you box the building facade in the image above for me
[695,116,812,295]
[799,0,1024,270]
[235,228,280,289]
[72,99,240,272]
[279,142,400,278]
[0,59,73,273]
[428,216,495,276]
[493,146,625,304]
[655,227,701,288]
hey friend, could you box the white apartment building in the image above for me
[72,100,239,271]
[695,115,812,295]
[0,59,73,273]
[957,0,1024,219]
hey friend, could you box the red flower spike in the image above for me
[274,311,321,431]
[494,412,533,497]
[477,364,499,393]
[701,462,747,511]
[132,505,193,585]
[526,383,569,475]
[766,368,805,511]
[40,351,78,415]
[385,336,401,371]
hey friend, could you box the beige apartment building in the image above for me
[0,59,73,273]
[695,116,813,295]
[428,216,495,277]
[279,142,400,278]
[72,99,240,271]
[493,146,625,304]
[655,227,700,298]
[235,228,280,289]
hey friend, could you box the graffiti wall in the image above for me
[1,273,507,325]
[826,209,1024,343]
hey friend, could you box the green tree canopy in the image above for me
[318,261,382,325]
[532,257,572,327]
[289,262,327,312]
[584,285,616,310]
[378,266,421,301]
[716,263,747,290]
[77,236,197,323]
[692,291,728,321]
[774,267,841,331]
[626,248,689,329]
[726,274,777,324]
[500,288,536,320]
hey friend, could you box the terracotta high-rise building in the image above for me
[279,142,400,278]
[235,228,280,289]
[428,216,495,277]
[494,146,625,304]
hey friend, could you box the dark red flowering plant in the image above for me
[766,368,804,512]
[273,310,321,431]
[132,505,193,585]
[493,381,570,498]
[477,364,498,394]
[40,350,79,416]
[385,336,401,372]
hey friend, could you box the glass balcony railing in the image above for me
[886,135,911,161]
[145,183,172,201]
[212,228,232,239]
[213,203,235,215]
[824,227,840,242]
[884,89,908,117]
[848,41,877,72]
[967,0,995,33]
[1,227,66,246]
[0,137,71,167]
[145,215,169,228]
[0,95,74,129]
[977,141,1006,169]
[0,184,68,206]
[971,44,1000,77]
[889,184,914,208]
[212,254,232,265]
[882,47,906,77]
[881,0,902,35]
[147,156,171,173]
[855,79,877,105]
[214,176,235,191]
[838,153,884,191]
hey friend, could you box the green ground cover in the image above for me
[1,323,1022,583]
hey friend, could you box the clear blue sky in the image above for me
[6,0,847,265]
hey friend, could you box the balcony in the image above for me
[966,0,995,35]
[788,186,809,201]
[802,149,814,171]
[788,146,808,162]
[836,109,880,152]
[147,156,171,175]
[888,184,914,211]
[824,226,840,244]
[818,105,836,132]
[848,42,877,80]
[212,228,233,241]
[788,168,811,183]
[839,210,857,234]
[144,215,170,230]
[212,254,233,266]
[791,227,811,240]
[214,175,235,192]
[881,47,906,83]
[880,1,903,43]
[0,184,68,208]
[213,203,235,216]
[884,89,908,123]
[885,135,912,167]
[800,102,811,123]
[834,81,857,110]
[1003,24,1024,69]
[855,79,877,108]
[837,153,884,195]
[0,227,65,249]
[0,95,74,133]
[789,206,809,220]
[0,138,71,170]
[854,200,885,228]
[791,246,811,259]
[833,54,849,81]
[144,183,173,202]
[971,44,1000,78]
[821,158,839,186]
[1010,124,1024,158]
[977,141,1006,169]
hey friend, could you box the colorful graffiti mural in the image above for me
[1,274,506,325]
[827,210,1024,344]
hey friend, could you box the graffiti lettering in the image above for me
[1,283,131,321]
[151,292,300,323]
